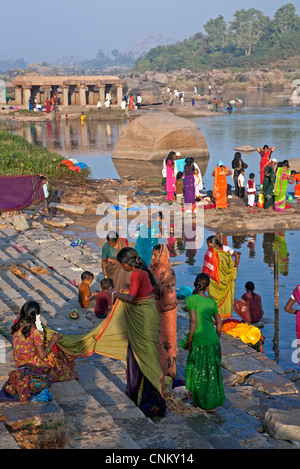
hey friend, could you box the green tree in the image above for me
[272,3,299,33]
[228,8,269,56]
[204,15,227,52]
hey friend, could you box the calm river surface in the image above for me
[11,90,300,369]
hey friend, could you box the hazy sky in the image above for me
[1,0,299,63]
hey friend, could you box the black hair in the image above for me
[263,145,269,149]
[116,247,155,287]
[151,211,163,220]
[234,152,241,158]
[106,231,119,242]
[176,171,183,180]
[249,173,255,179]
[166,151,176,164]
[11,301,41,338]
[81,271,94,281]
[206,235,222,248]
[101,278,114,290]
[245,281,255,297]
[193,273,210,294]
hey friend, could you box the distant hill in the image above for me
[124,32,177,59]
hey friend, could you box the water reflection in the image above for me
[14,119,127,156]
[112,156,209,179]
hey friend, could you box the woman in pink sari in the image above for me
[285,285,300,365]
[165,153,176,201]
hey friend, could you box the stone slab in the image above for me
[0,422,20,449]
[222,354,273,380]
[0,400,64,432]
[246,371,299,396]
[265,408,300,441]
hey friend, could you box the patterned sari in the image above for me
[149,245,177,379]
[202,247,237,319]
[274,167,291,212]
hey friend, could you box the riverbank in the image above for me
[47,172,300,235]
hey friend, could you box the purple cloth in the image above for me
[0,175,45,212]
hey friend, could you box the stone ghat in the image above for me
[0,221,300,449]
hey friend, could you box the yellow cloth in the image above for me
[223,322,261,345]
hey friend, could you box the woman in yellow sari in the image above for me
[202,235,237,319]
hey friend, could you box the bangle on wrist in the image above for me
[187,337,192,343]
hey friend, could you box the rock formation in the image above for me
[112,111,209,161]
[112,111,210,178]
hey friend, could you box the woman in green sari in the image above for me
[180,273,225,411]
[274,160,292,212]
[263,158,277,210]
[202,235,237,319]
[55,247,166,417]
[101,231,131,292]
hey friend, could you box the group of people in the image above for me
[163,151,204,206]
[4,216,300,415]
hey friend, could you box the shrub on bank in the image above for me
[0,131,91,183]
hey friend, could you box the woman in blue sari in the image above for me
[135,212,163,267]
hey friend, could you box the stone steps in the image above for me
[1,221,300,449]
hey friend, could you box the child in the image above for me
[94,278,114,318]
[238,169,245,199]
[176,171,183,204]
[78,271,97,309]
[33,176,49,218]
[180,273,225,412]
[247,173,256,207]
[234,281,264,324]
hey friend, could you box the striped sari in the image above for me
[46,293,166,416]
[202,247,237,319]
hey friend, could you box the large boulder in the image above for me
[128,83,163,105]
[112,111,209,161]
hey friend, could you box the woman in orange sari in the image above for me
[212,161,232,209]
[149,244,177,380]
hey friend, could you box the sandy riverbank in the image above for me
[48,172,300,236]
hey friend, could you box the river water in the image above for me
[10,90,300,369]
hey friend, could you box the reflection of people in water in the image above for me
[247,234,256,258]
[274,232,289,276]
[262,232,275,267]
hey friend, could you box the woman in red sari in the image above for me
[149,244,177,380]
[256,145,275,187]
[212,161,232,209]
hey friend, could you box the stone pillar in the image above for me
[14,86,22,105]
[88,86,94,105]
[70,86,76,105]
[22,86,32,109]
[98,84,105,107]
[62,85,69,106]
[116,84,123,107]
[43,85,51,102]
[79,83,86,106]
